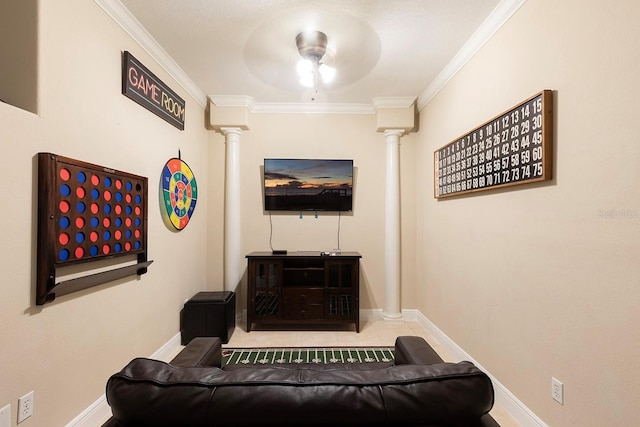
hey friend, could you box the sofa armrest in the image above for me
[102,338,222,426]
[100,417,120,427]
[394,336,444,365]
[394,337,501,427]
[169,337,222,367]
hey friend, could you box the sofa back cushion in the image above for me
[106,358,494,426]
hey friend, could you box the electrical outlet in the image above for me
[0,404,11,427]
[552,377,564,405]
[17,391,34,423]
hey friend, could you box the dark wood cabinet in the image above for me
[246,252,361,332]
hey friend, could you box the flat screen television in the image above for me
[264,158,353,211]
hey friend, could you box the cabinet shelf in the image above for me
[246,251,361,332]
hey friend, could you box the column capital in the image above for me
[376,101,416,133]
[220,127,243,138]
[207,97,251,132]
[383,129,405,139]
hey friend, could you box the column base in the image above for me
[382,312,405,323]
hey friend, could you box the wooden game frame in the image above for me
[36,153,152,305]
[434,90,553,198]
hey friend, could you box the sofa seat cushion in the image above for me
[106,358,494,426]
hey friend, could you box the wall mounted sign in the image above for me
[161,155,198,230]
[36,153,151,305]
[122,51,185,130]
[434,90,553,198]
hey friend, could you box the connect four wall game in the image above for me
[36,153,152,305]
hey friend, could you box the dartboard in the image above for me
[161,158,198,230]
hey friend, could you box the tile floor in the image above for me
[225,319,520,426]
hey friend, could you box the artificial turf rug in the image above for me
[222,347,394,366]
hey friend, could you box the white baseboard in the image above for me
[360,308,419,322]
[149,332,183,361]
[65,332,183,427]
[414,312,548,427]
[64,397,112,427]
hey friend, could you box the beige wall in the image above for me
[231,112,418,313]
[0,1,219,425]
[11,0,637,425]
[416,1,640,425]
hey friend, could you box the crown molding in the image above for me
[251,102,376,115]
[208,95,377,114]
[94,0,208,108]
[417,0,527,111]
[208,95,255,110]
[373,97,416,109]
[208,96,418,115]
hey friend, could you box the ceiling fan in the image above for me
[295,30,336,96]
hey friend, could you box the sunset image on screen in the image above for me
[264,159,353,211]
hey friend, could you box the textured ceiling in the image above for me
[119,0,502,107]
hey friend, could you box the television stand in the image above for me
[246,251,361,332]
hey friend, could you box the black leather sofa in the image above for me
[104,336,499,426]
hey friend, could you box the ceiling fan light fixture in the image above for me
[299,74,314,88]
[318,63,336,83]
[296,59,314,76]
[295,30,335,95]
[295,30,328,61]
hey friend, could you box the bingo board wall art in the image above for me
[434,90,553,198]
[160,156,198,231]
[36,153,152,305]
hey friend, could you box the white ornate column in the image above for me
[383,129,404,321]
[221,127,242,292]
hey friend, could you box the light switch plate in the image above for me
[0,404,10,427]
[18,391,34,423]
[552,377,564,405]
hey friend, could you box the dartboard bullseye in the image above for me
[161,157,197,230]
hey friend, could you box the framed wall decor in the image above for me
[434,90,553,198]
[36,153,152,305]
[122,51,186,130]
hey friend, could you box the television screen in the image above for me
[264,159,353,211]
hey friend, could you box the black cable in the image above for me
[337,211,341,251]
[269,211,342,251]
[269,211,273,251]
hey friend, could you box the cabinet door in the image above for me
[251,261,281,320]
[325,260,356,320]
